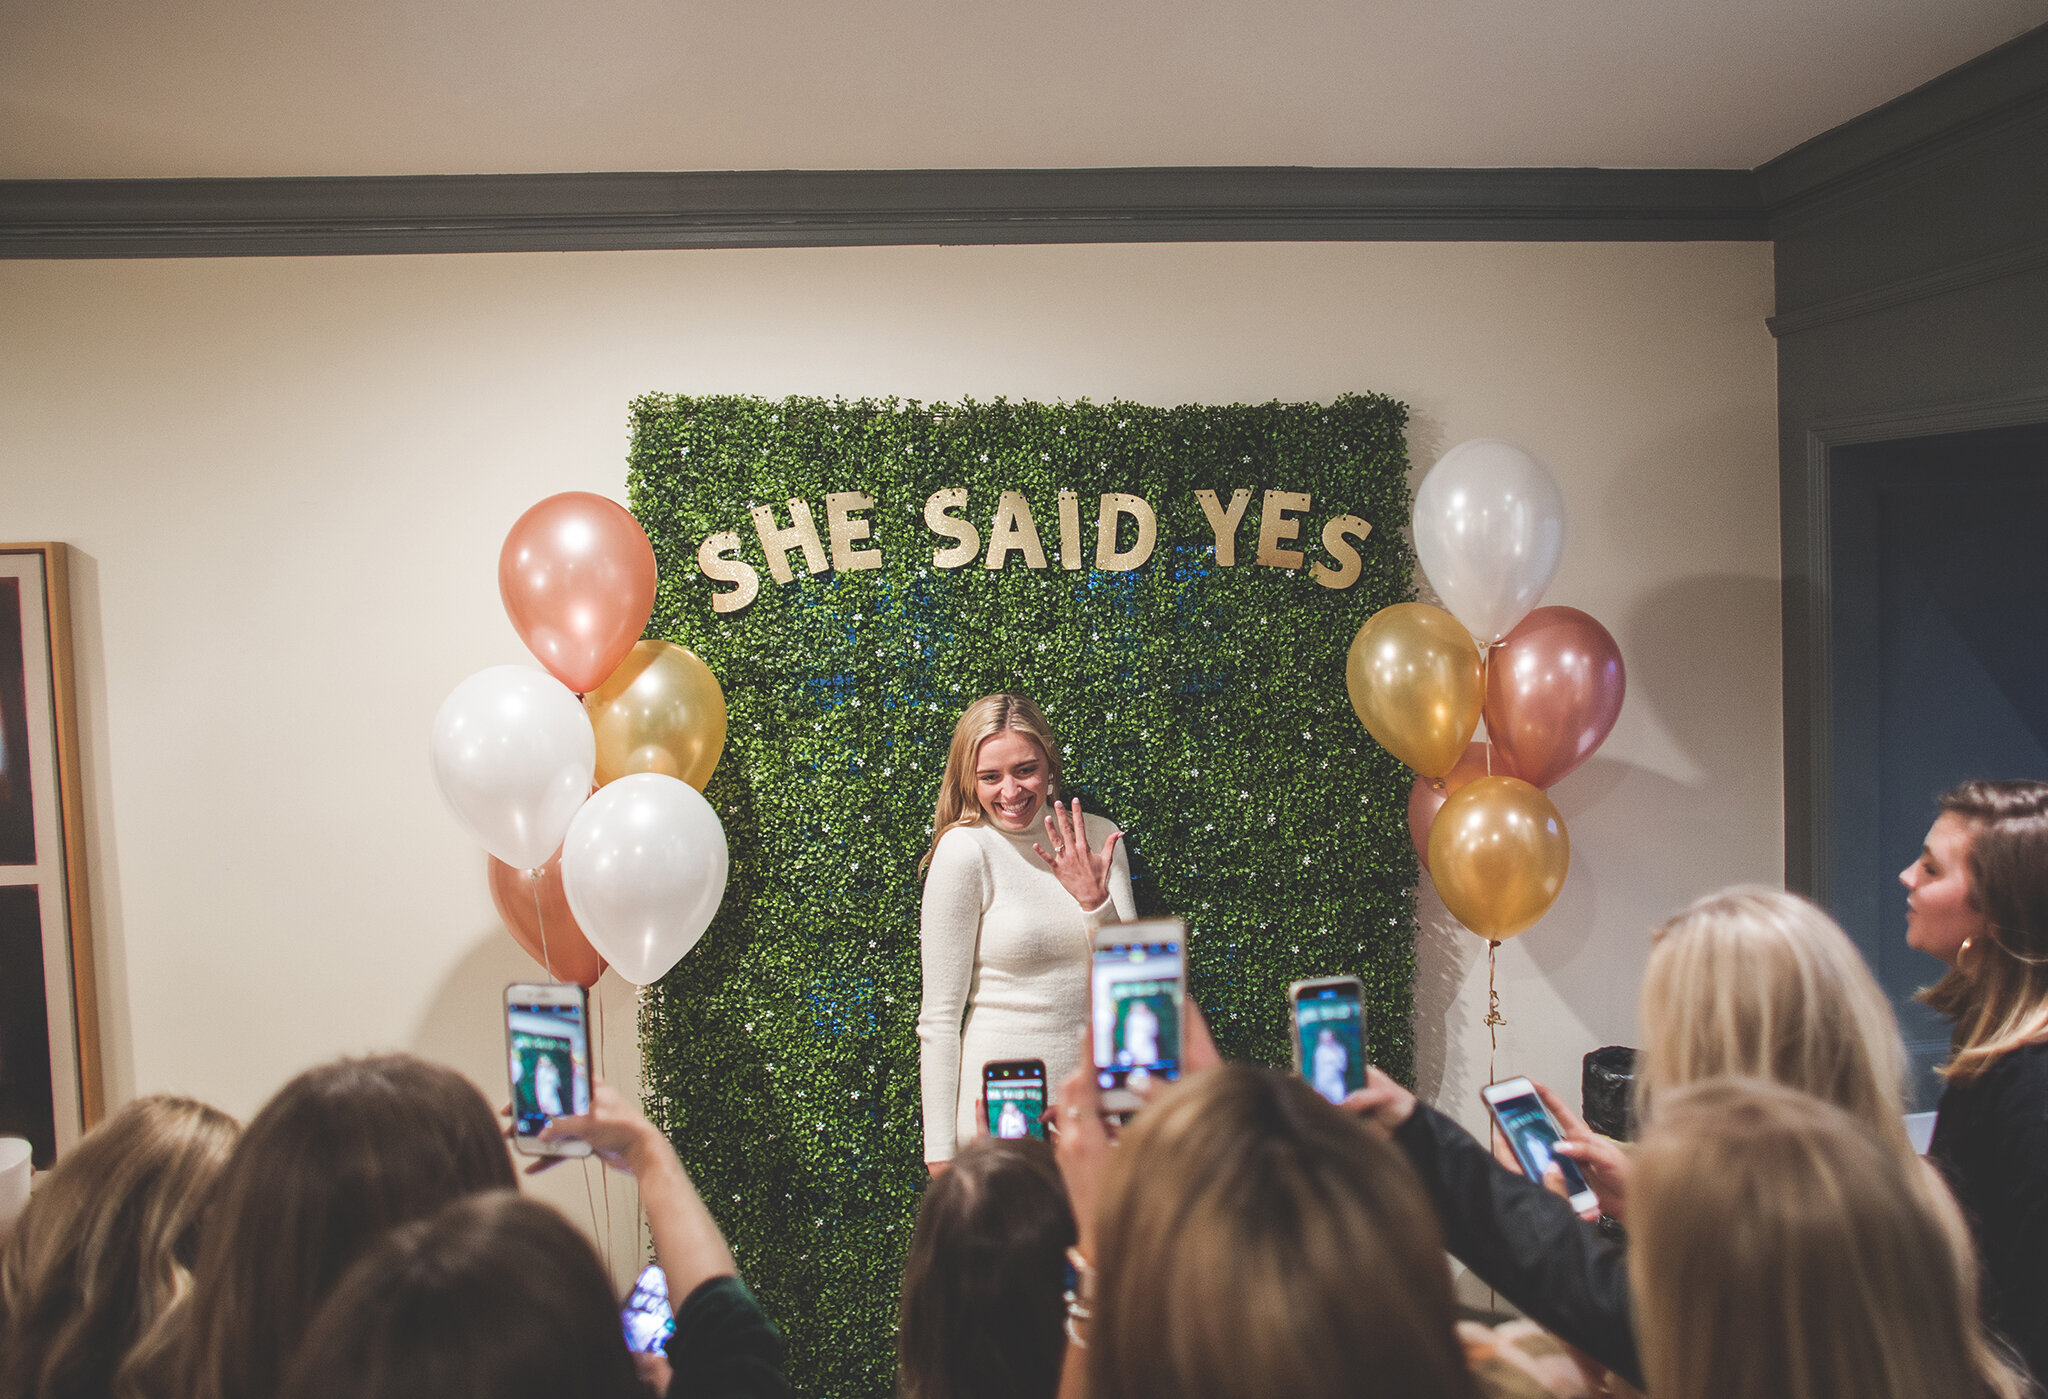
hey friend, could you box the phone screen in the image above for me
[1487,1084,1593,1199]
[507,996,591,1141]
[1293,983,1366,1105]
[1091,937,1183,1095]
[983,1062,1048,1140]
[620,1263,675,1354]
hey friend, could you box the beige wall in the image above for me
[0,241,1779,1262]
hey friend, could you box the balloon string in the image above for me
[1484,940,1507,1083]
[596,985,614,1280]
[528,869,555,981]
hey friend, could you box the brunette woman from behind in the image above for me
[0,1096,237,1399]
[149,1054,515,1399]
[897,1136,1075,1399]
[1630,1079,2026,1399]
[1083,1064,1475,1399]
[1904,778,2048,1379]
[282,1192,643,1399]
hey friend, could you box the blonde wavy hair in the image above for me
[1636,885,1914,1164]
[0,1095,239,1399]
[1630,1079,2025,1399]
[920,694,1062,875]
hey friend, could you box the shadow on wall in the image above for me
[411,922,647,1288]
[1620,571,1781,784]
[1411,876,1476,1105]
[65,547,138,1107]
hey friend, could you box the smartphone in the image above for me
[504,982,594,1157]
[1481,1076,1597,1216]
[983,1059,1049,1140]
[1090,919,1186,1113]
[620,1263,675,1354]
[1289,976,1367,1106]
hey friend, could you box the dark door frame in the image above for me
[1785,387,2048,904]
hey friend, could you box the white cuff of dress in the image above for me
[1079,893,1121,932]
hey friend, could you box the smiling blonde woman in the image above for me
[916,694,1134,1171]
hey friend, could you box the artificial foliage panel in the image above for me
[628,393,1417,1397]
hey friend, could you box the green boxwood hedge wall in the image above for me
[627,393,1417,1397]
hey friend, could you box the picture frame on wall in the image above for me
[0,543,99,1167]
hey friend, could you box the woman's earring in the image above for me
[1959,936,1977,970]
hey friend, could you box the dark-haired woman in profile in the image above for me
[1903,778,2048,1379]
[147,1054,517,1399]
[897,1136,1075,1399]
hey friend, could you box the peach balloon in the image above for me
[1407,741,1518,870]
[499,493,659,695]
[488,848,608,988]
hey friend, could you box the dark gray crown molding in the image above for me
[1,20,2040,259]
[0,167,1766,258]
[1757,21,2048,216]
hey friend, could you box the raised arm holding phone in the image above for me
[523,1080,792,1399]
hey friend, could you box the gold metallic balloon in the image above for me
[1427,776,1571,940]
[1345,603,1485,779]
[584,641,727,791]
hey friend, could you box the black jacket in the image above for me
[1930,1039,2048,1384]
[664,1276,793,1399]
[1394,1103,1642,1390]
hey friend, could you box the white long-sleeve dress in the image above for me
[916,812,1136,1162]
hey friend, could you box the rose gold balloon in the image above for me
[1427,776,1570,940]
[585,641,727,791]
[499,493,659,695]
[1484,606,1625,790]
[488,848,608,988]
[1408,741,1519,870]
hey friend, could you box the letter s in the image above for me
[697,530,761,614]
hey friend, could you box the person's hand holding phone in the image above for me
[1341,1064,1418,1134]
[524,1077,741,1304]
[1535,1081,1631,1223]
[530,1080,668,1176]
[1054,1026,1114,1261]
[1052,994,1223,1260]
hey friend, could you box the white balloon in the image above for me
[560,773,729,986]
[1412,439,1567,646]
[430,666,595,870]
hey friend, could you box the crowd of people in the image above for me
[3,777,2046,1399]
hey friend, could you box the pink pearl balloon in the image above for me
[1484,606,1625,790]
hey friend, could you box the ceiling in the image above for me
[4,0,2044,179]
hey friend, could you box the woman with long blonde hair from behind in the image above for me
[1630,1078,2025,1399]
[0,1095,239,1399]
[1350,886,1984,1392]
[917,694,1134,1173]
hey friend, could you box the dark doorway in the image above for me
[1826,422,2048,1107]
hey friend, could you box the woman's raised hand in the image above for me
[1033,797,1124,911]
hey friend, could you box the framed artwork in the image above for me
[0,543,99,1166]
